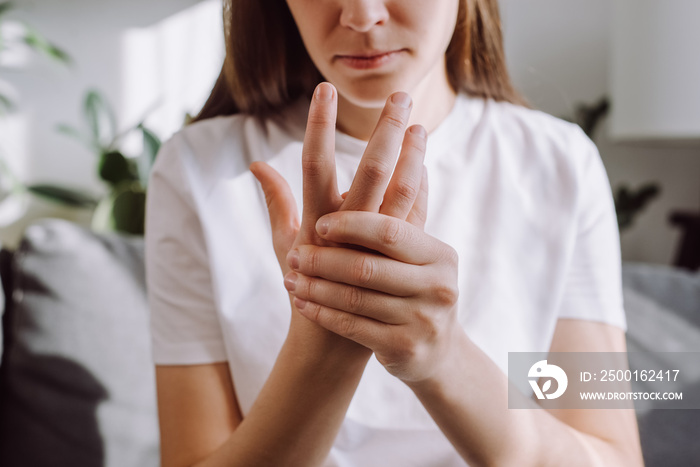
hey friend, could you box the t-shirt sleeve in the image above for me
[557,128,628,332]
[145,134,228,365]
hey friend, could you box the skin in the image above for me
[157,1,645,466]
[158,86,430,467]
[285,0,459,141]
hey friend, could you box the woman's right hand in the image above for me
[250,82,428,353]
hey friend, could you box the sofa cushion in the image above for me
[0,219,159,467]
[0,249,6,363]
[622,262,700,467]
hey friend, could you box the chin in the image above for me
[333,75,413,109]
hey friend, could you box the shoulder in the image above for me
[484,99,594,154]
[155,101,306,181]
[470,98,602,196]
[165,114,252,167]
[151,113,274,187]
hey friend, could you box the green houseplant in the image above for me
[0,1,70,114]
[57,90,161,235]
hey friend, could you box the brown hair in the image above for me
[192,0,525,124]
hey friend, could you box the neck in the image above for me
[335,61,458,142]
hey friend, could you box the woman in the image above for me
[145,0,644,465]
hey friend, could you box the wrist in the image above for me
[403,324,472,397]
[286,314,373,367]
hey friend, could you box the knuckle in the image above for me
[306,301,322,322]
[306,112,334,128]
[431,281,459,307]
[301,155,327,177]
[409,205,427,227]
[305,247,322,273]
[353,255,374,285]
[346,286,364,312]
[383,113,406,131]
[414,310,439,343]
[359,160,390,185]
[336,312,357,338]
[304,276,317,300]
[392,181,419,205]
[389,334,417,364]
[406,135,427,153]
[336,213,350,236]
[379,219,403,246]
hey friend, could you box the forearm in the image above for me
[406,329,632,467]
[193,320,371,467]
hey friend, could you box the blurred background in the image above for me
[0,0,698,266]
[1,0,699,267]
[0,2,698,467]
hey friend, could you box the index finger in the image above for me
[341,92,413,212]
[302,82,342,223]
[316,211,444,265]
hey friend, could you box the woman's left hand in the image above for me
[284,209,462,384]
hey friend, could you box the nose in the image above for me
[339,0,389,32]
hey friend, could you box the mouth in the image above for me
[335,49,406,70]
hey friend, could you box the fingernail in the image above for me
[409,125,426,138]
[315,83,333,101]
[284,272,298,292]
[294,297,308,310]
[287,249,300,270]
[316,218,330,236]
[391,92,412,109]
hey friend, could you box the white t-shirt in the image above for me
[145,92,627,467]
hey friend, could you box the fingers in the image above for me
[287,244,420,296]
[292,297,389,353]
[380,125,426,220]
[283,272,407,324]
[315,211,448,265]
[406,164,429,229]
[250,161,300,265]
[341,92,413,212]
[302,82,342,223]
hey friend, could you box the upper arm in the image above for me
[545,319,644,467]
[156,362,243,467]
[146,136,229,365]
[146,136,241,465]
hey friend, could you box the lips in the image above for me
[335,49,406,70]
[337,49,403,59]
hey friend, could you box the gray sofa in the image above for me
[0,219,158,467]
[0,219,698,467]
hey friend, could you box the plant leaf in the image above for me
[55,123,84,140]
[0,92,15,114]
[110,184,146,235]
[21,25,71,65]
[98,150,139,187]
[84,90,117,150]
[55,123,103,152]
[136,124,161,187]
[140,125,161,165]
[27,184,98,208]
[0,2,15,18]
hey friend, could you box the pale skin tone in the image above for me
[156,1,645,466]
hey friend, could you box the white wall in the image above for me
[499,0,700,265]
[1,0,223,196]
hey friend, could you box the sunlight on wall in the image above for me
[121,0,224,151]
[0,20,30,180]
[0,112,29,183]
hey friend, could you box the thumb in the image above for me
[250,161,300,266]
